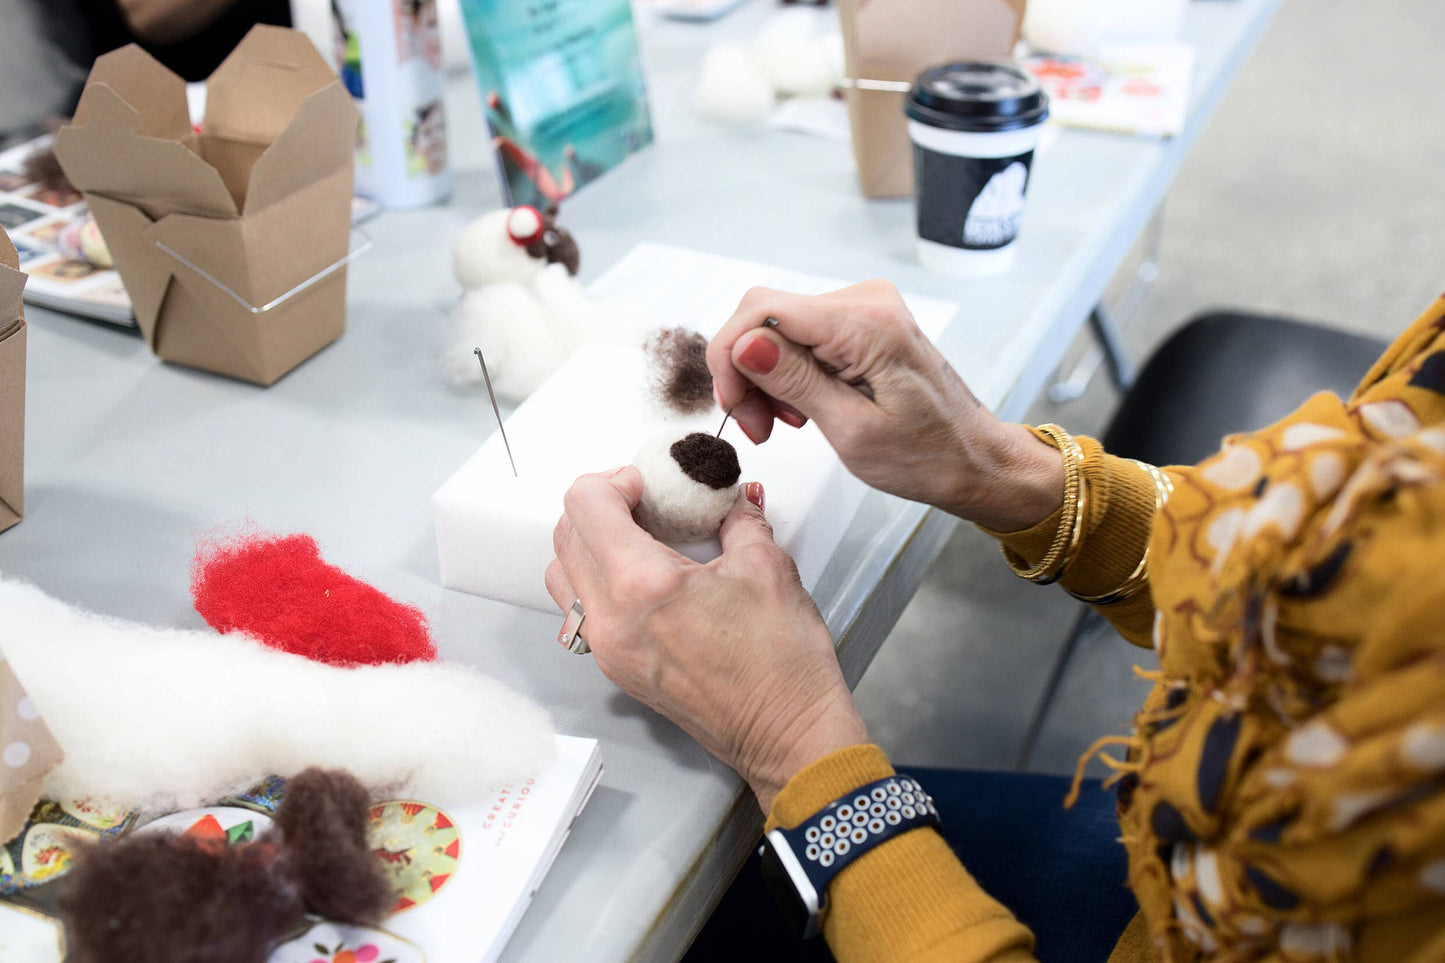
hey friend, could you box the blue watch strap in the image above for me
[775,774,940,905]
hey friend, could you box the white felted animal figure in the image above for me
[632,431,742,543]
[0,578,555,814]
[445,205,590,401]
[694,10,845,125]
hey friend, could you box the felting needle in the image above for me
[716,408,732,439]
[474,347,517,478]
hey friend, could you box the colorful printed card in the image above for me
[458,0,654,207]
[1021,43,1196,138]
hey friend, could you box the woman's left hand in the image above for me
[546,467,868,812]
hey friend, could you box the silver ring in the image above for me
[558,599,590,655]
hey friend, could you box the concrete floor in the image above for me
[854,0,1445,777]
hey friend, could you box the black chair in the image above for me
[1015,310,1390,769]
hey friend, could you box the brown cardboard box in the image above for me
[839,0,1027,198]
[0,228,25,536]
[53,26,359,386]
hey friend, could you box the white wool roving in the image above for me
[632,432,741,543]
[0,578,555,814]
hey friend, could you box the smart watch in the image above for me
[757,775,941,939]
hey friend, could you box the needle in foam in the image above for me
[474,347,517,478]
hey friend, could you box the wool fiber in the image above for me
[0,579,555,815]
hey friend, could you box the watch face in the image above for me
[759,837,819,939]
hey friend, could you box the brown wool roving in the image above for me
[644,328,715,415]
[633,432,742,543]
[57,768,390,963]
[670,432,741,489]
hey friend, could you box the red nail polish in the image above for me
[746,482,765,511]
[777,409,805,429]
[738,336,780,375]
[738,420,761,444]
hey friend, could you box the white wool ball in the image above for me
[694,42,776,125]
[633,432,742,543]
[454,208,546,290]
[751,14,840,97]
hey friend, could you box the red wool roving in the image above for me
[191,531,436,666]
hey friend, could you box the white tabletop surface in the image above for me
[0,0,1279,959]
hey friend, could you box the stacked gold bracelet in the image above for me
[1000,423,1087,585]
[1065,459,1174,605]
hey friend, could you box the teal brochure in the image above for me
[459,0,654,207]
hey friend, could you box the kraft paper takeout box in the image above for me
[839,0,1028,198]
[53,26,359,386]
[1,228,25,536]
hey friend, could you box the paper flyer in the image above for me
[458,0,654,207]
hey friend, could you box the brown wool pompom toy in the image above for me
[632,431,742,542]
[58,768,392,963]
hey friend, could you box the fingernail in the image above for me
[714,383,725,409]
[738,420,761,445]
[609,466,626,478]
[777,409,805,429]
[746,482,765,511]
[737,335,780,375]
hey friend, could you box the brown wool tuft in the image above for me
[56,768,390,963]
[274,768,393,923]
[58,833,303,963]
[645,328,714,415]
[670,433,741,490]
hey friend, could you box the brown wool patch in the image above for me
[670,433,741,490]
[524,210,580,276]
[646,328,714,415]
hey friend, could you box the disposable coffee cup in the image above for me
[905,63,1049,277]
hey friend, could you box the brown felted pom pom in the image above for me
[274,767,392,923]
[58,833,302,963]
[670,433,741,489]
[645,328,715,415]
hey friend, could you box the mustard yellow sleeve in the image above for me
[979,434,1160,647]
[767,744,1036,963]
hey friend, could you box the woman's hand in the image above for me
[707,279,1063,532]
[546,468,867,812]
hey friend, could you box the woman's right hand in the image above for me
[706,279,1064,533]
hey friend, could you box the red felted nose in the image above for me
[506,205,545,246]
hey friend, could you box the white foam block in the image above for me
[435,243,957,613]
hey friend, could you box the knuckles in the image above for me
[731,540,796,583]
[611,563,682,610]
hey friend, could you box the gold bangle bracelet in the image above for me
[1068,546,1150,605]
[1001,424,1085,584]
[1067,461,1171,605]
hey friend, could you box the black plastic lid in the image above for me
[905,62,1049,133]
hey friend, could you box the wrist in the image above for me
[747,694,869,814]
[943,420,1065,532]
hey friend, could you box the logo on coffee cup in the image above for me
[962,162,1028,248]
